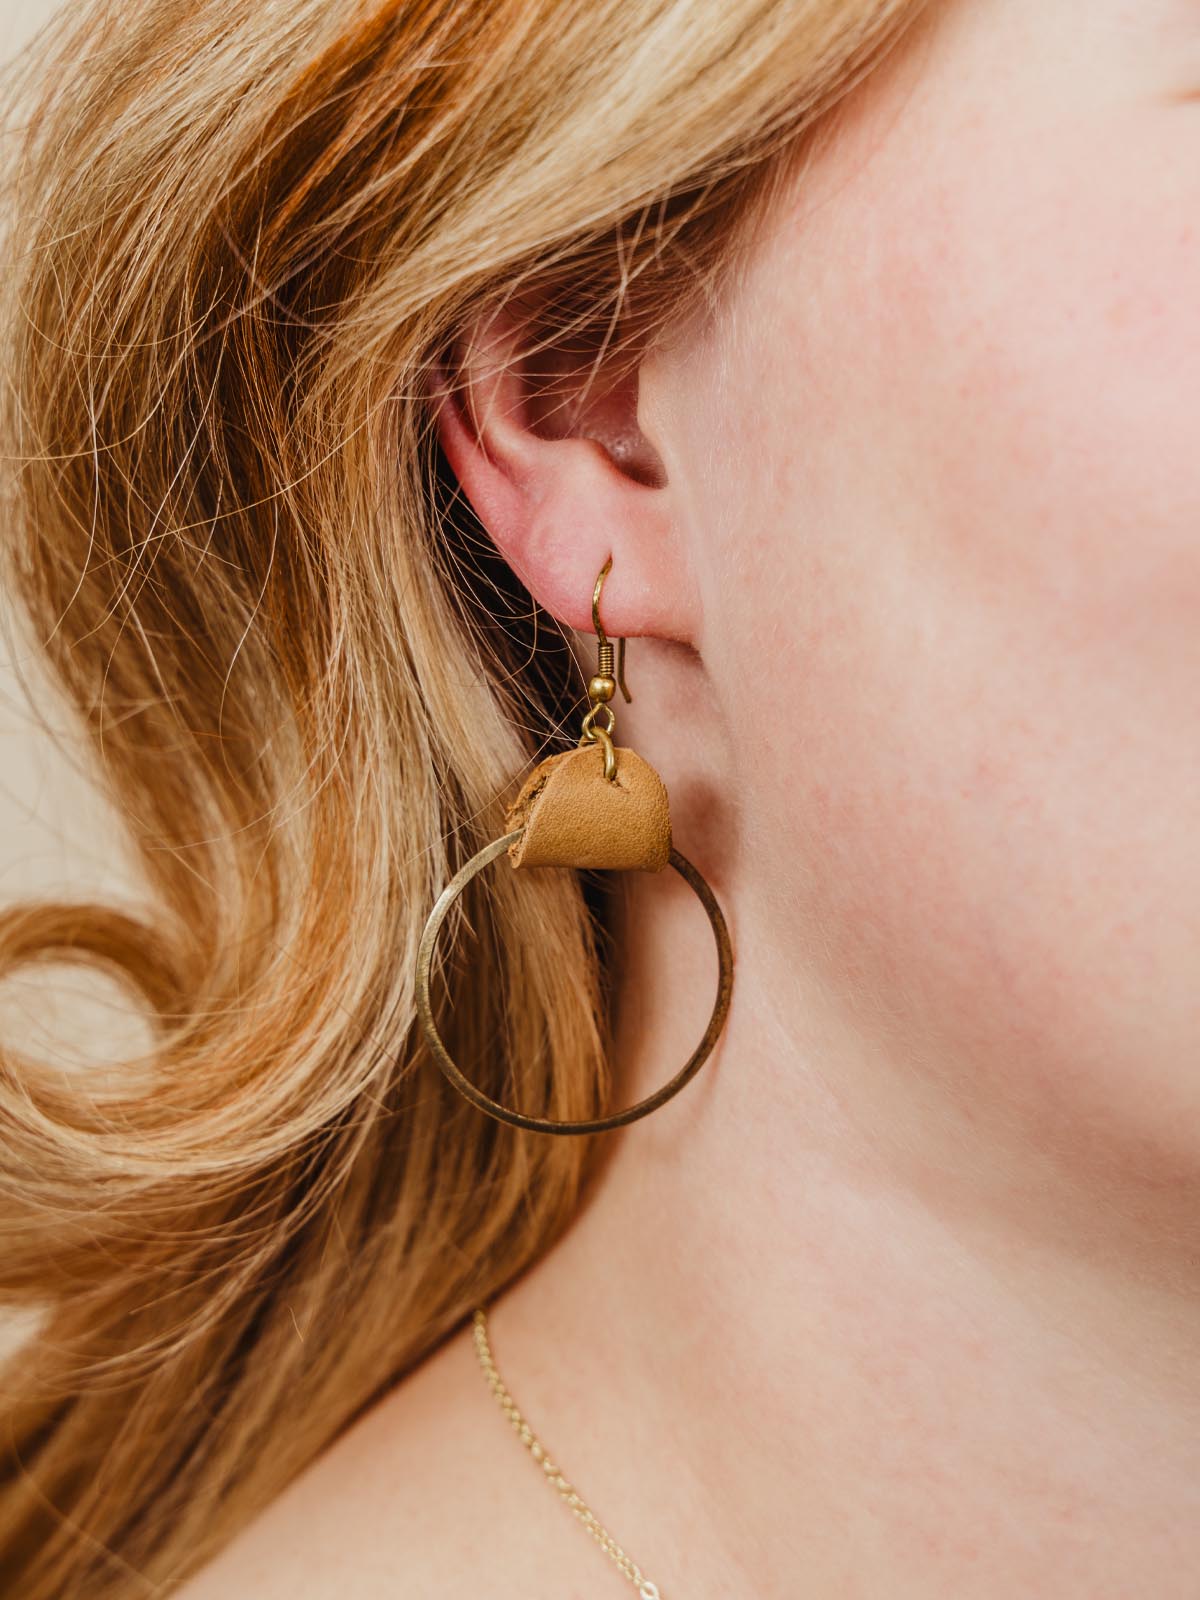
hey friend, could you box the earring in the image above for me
[414,554,734,1135]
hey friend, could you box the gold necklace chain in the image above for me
[471,1305,664,1600]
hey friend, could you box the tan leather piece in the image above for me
[504,741,672,872]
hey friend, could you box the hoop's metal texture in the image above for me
[415,829,734,1136]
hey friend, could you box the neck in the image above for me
[485,806,1200,1596]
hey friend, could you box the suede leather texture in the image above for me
[504,741,672,872]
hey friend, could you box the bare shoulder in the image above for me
[171,1316,529,1599]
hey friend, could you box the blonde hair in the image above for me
[0,0,928,1591]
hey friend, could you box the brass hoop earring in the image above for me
[414,555,734,1136]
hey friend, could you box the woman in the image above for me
[2,0,1199,1592]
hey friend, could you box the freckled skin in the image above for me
[643,0,1200,1183]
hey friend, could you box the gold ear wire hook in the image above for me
[591,553,632,704]
[579,553,630,781]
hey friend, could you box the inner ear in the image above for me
[519,321,669,490]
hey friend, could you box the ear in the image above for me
[427,300,697,646]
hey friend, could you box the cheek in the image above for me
[709,105,1200,1177]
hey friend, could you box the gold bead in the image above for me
[588,674,616,702]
